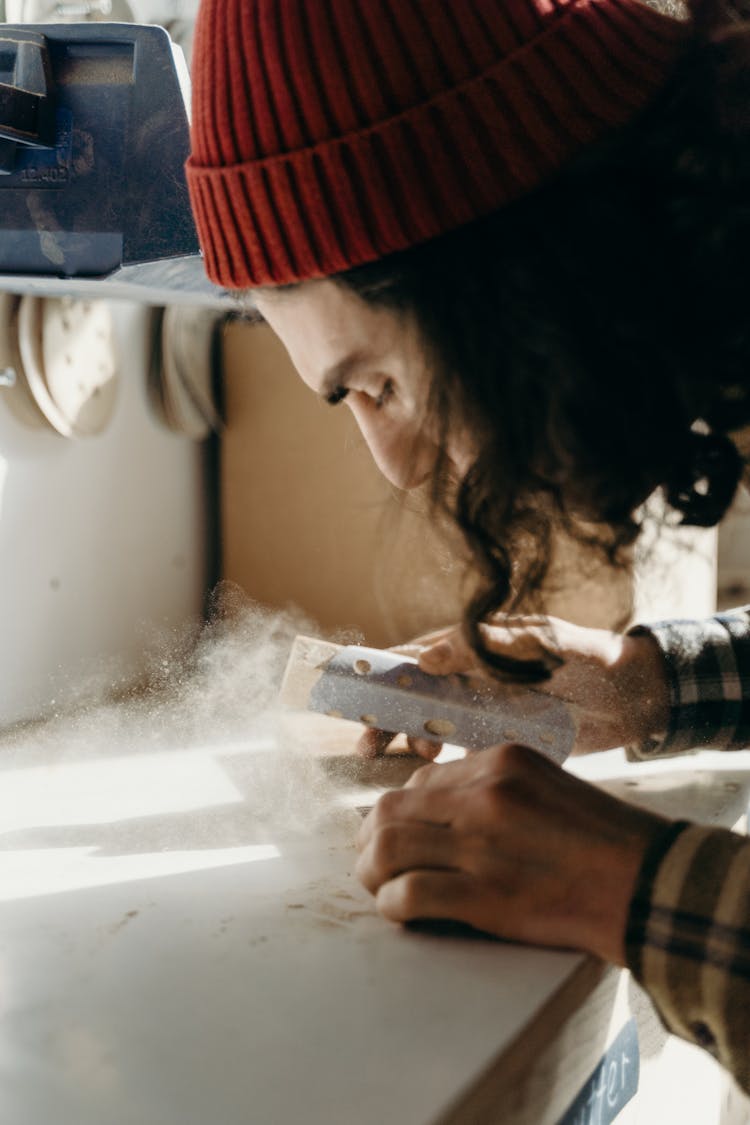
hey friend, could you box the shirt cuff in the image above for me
[625,821,750,1095]
[625,611,750,760]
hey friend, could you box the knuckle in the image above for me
[480,773,531,817]
[494,741,532,770]
[374,788,402,821]
[478,779,508,818]
[484,741,543,779]
[371,823,404,869]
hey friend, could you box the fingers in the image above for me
[356,782,455,850]
[357,744,540,845]
[405,742,552,791]
[478,621,561,670]
[376,870,480,926]
[417,620,561,679]
[418,630,475,676]
[388,626,455,665]
[389,644,430,660]
[356,729,442,759]
[359,743,561,849]
[357,728,397,758]
[407,736,442,760]
[355,820,457,893]
[399,625,455,648]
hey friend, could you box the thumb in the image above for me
[418,631,477,676]
[419,622,562,681]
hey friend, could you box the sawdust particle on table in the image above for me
[107,910,139,936]
[301,898,375,926]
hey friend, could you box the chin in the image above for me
[386,464,434,490]
[376,441,442,490]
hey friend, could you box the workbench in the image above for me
[1,713,749,1125]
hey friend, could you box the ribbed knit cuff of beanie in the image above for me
[186,0,688,290]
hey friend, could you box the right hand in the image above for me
[356,616,671,759]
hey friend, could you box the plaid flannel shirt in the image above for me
[628,607,750,757]
[623,608,750,1095]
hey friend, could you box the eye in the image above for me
[374,379,395,410]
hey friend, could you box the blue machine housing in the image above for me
[0,23,222,305]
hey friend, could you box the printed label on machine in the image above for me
[557,1018,639,1125]
[2,109,73,189]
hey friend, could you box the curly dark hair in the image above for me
[331,2,750,680]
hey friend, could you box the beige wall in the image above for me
[221,320,715,643]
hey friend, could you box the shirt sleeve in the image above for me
[626,606,750,759]
[625,820,750,1095]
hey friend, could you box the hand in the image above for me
[357,616,671,758]
[356,629,455,761]
[356,743,669,963]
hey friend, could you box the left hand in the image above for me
[356,743,668,964]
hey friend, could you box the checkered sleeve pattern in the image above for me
[626,607,750,759]
[626,820,750,1094]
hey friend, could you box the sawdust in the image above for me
[106,910,139,936]
[311,900,374,924]
[0,586,364,840]
[214,916,236,937]
[285,876,376,928]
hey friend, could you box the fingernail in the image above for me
[407,737,441,759]
[358,730,393,759]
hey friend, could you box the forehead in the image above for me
[252,279,419,388]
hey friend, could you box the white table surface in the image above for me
[2,713,749,1125]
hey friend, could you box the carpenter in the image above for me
[188,0,750,1094]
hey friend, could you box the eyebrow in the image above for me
[319,350,374,401]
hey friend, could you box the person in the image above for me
[186,0,750,1095]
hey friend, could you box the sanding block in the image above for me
[280,636,576,763]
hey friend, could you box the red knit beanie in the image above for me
[187,0,687,290]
